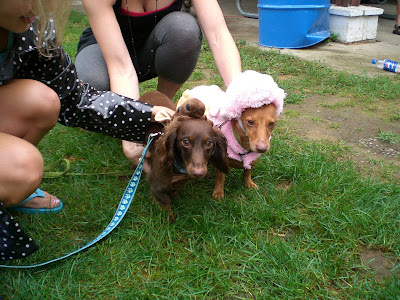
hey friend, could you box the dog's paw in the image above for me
[212,190,224,200]
[245,180,259,189]
[168,212,176,223]
[176,98,205,118]
[243,172,259,189]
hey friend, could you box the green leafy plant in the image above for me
[379,129,400,144]
[328,31,340,43]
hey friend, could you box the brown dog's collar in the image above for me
[236,117,247,134]
[216,120,229,129]
[218,119,251,156]
[174,160,187,174]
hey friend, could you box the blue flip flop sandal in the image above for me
[9,188,63,214]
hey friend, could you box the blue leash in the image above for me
[0,133,159,269]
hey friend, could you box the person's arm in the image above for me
[192,0,242,88]
[81,0,174,123]
[82,0,140,100]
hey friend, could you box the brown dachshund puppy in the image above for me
[212,104,277,199]
[139,91,228,222]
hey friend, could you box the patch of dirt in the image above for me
[276,181,292,190]
[282,95,400,181]
[360,248,400,281]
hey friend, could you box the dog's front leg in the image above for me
[243,169,258,189]
[213,169,226,199]
[151,186,176,223]
[159,202,176,223]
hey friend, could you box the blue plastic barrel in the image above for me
[258,0,331,49]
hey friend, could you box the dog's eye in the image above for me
[269,122,275,128]
[247,120,254,126]
[205,139,213,148]
[182,138,190,146]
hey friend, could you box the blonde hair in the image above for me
[33,0,71,55]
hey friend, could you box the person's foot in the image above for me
[20,190,61,210]
[9,188,63,214]
[393,24,400,35]
[122,141,151,174]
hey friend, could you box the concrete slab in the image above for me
[220,0,400,77]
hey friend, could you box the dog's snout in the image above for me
[256,143,269,153]
[191,169,206,178]
[188,162,207,178]
[253,138,270,153]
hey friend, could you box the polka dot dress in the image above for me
[1,24,153,144]
[0,202,39,261]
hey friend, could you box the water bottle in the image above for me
[371,59,400,73]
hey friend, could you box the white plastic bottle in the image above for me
[371,59,400,73]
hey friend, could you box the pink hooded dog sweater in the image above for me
[179,70,286,169]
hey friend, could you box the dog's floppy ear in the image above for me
[210,127,229,174]
[164,123,179,167]
[156,122,178,168]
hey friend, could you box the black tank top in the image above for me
[77,0,183,54]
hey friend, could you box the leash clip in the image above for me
[149,131,163,139]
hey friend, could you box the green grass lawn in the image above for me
[1,10,400,299]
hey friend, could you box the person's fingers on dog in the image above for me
[152,106,175,122]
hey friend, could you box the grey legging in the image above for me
[75,11,202,91]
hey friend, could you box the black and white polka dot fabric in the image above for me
[0,21,155,261]
[0,23,153,143]
[0,203,39,261]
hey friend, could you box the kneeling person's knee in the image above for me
[33,82,61,130]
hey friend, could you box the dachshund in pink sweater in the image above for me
[179,70,285,198]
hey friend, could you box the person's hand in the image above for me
[151,106,175,123]
[122,141,151,174]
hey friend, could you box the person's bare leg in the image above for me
[0,79,61,208]
[0,133,61,209]
[0,79,60,146]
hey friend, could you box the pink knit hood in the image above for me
[224,70,285,119]
[178,70,285,169]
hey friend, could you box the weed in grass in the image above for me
[389,110,400,122]
[321,98,354,109]
[329,122,340,129]
[378,129,400,145]
[285,93,305,104]
[310,116,327,123]
[328,31,340,42]
[283,109,301,118]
